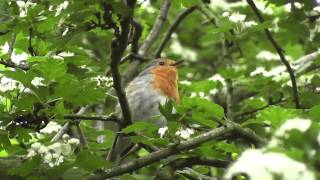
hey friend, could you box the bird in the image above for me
[107,58,183,164]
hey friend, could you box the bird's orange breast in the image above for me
[151,67,180,103]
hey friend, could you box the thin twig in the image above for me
[131,20,143,55]
[51,122,70,142]
[246,0,300,109]
[226,120,267,147]
[28,28,36,56]
[0,59,29,70]
[155,5,198,58]
[75,121,89,149]
[8,32,16,59]
[51,107,88,142]
[63,114,120,123]
[121,0,171,87]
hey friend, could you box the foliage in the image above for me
[0,0,320,179]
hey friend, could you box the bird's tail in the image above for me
[107,133,134,164]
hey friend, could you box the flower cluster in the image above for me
[92,76,113,88]
[27,134,79,167]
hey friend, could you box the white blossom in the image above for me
[176,128,194,139]
[275,118,311,137]
[55,1,69,16]
[243,21,258,28]
[208,74,226,86]
[38,146,49,154]
[68,138,80,145]
[62,134,70,140]
[284,2,303,12]
[222,11,230,17]
[229,13,246,23]
[158,126,168,138]
[31,142,41,150]
[225,149,315,180]
[179,80,191,86]
[186,73,194,79]
[27,149,37,157]
[0,77,19,92]
[255,1,274,15]
[256,50,280,61]
[269,118,312,147]
[31,77,45,87]
[40,121,62,134]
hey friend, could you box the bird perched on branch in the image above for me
[107,58,183,164]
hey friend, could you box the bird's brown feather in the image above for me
[151,66,180,103]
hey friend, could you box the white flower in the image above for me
[269,118,312,147]
[198,92,205,98]
[38,146,48,154]
[0,77,19,92]
[208,74,226,85]
[62,134,69,140]
[43,153,53,163]
[229,13,246,23]
[284,2,303,12]
[243,21,257,28]
[176,128,194,139]
[31,77,45,86]
[55,1,69,17]
[40,121,62,134]
[190,92,197,98]
[186,73,194,79]
[256,50,279,61]
[275,118,311,137]
[222,11,230,17]
[317,133,320,146]
[31,142,41,150]
[209,89,218,95]
[158,126,168,138]
[68,138,80,145]
[225,149,315,180]
[179,80,191,86]
[49,142,62,155]
[27,149,36,157]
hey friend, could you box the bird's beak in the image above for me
[172,60,184,67]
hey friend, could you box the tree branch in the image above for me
[92,126,234,178]
[246,0,300,109]
[293,49,320,74]
[63,114,120,123]
[227,121,267,147]
[154,5,198,58]
[122,0,171,87]
[28,28,36,56]
[109,8,135,127]
[170,157,230,169]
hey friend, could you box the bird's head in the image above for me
[143,58,183,72]
[139,58,183,103]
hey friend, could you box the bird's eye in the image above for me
[159,61,165,66]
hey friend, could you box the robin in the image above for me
[107,58,183,164]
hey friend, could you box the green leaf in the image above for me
[182,97,224,119]
[191,111,218,128]
[9,155,41,177]
[310,105,320,121]
[181,0,198,7]
[0,130,11,150]
[32,58,67,82]
[74,150,110,171]
[122,122,158,134]
[257,106,298,129]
